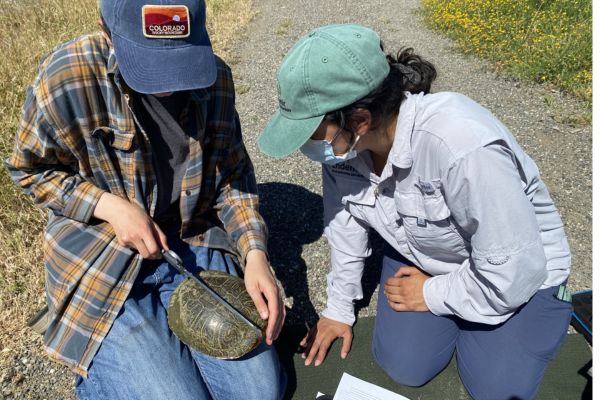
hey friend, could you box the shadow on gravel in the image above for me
[258,182,322,326]
[258,182,384,322]
[258,182,385,399]
[258,182,322,399]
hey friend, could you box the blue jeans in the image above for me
[75,233,286,400]
[372,245,572,400]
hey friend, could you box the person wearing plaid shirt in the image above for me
[5,0,285,399]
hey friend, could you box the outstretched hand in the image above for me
[384,266,430,312]
[299,316,352,367]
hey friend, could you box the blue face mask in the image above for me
[300,134,360,165]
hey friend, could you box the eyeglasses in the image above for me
[325,111,346,146]
[324,111,357,156]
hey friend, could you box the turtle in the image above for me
[167,270,267,359]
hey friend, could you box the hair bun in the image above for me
[392,63,422,85]
[386,47,436,94]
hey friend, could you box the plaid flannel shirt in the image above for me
[5,33,268,376]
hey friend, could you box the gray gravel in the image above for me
[2,0,591,398]
[235,0,592,322]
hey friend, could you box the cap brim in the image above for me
[113,34,217,94]
[258,111,325,158]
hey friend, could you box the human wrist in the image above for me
[423,275,452,316]
[321,305,355,326]
[237,230,268,265]
[245,249,268,267]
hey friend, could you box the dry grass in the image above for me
[0,0,254,366]
[206,0,255,60]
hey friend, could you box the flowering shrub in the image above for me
[422,0,591,104]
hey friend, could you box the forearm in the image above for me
[92,192,130,224]
[216,148,268,263]
[322,253,366,326]
[322,224,370,326]
[217,190,267,264]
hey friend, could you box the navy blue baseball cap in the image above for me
[100,0,216,94]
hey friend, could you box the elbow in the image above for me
[482,243,548,313]
[501,254,548,311]
[521,243,549,294]
[519,257,548,303]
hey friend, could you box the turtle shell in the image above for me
[167,271,267,359]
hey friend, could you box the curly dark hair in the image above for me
[325,45,437,133]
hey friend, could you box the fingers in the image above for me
[385,276,404,289]
[340,330,352,359]
[246,283,273,344]
[243,256,286,345]
[385,291,407,303]
[247,285,269,321]
[264,288,277,343]
[132,238,151,259]
[262,284,282,345]
[142,234,161,259]
[305,332,335,367]
[385,277,408,303]
[152,222,169,251]
[272,297,285,342]
[299,336,306,347]
[266,283,286,344]
[139,222,169,259]
[301,319,352,367]
[299,327,314,348]
[394,265,430,279]
[388,300,409,312]
[393,265,415,278]
[384,276,408,311]
[385,279,412,303]
[116,218,163,259]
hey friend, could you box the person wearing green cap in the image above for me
[259,24,572,399]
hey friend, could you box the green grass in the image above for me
[236,83,251,95]
[421,0,592,106]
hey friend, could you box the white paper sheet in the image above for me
[332,373,410,400]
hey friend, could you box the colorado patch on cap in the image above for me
[142,5,190,38]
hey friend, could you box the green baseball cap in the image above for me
[258,24,390,158]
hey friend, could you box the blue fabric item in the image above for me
[372,244,572,400]
[75,232,285,399]
[571,290,592,344]
[100,0,216,93]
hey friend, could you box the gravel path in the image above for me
[235,0,592,322]
[2,0,591,398]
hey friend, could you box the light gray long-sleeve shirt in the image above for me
[321,92,571,326]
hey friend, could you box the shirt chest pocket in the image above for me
[395,179,469,261]
[88,127,140,199]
